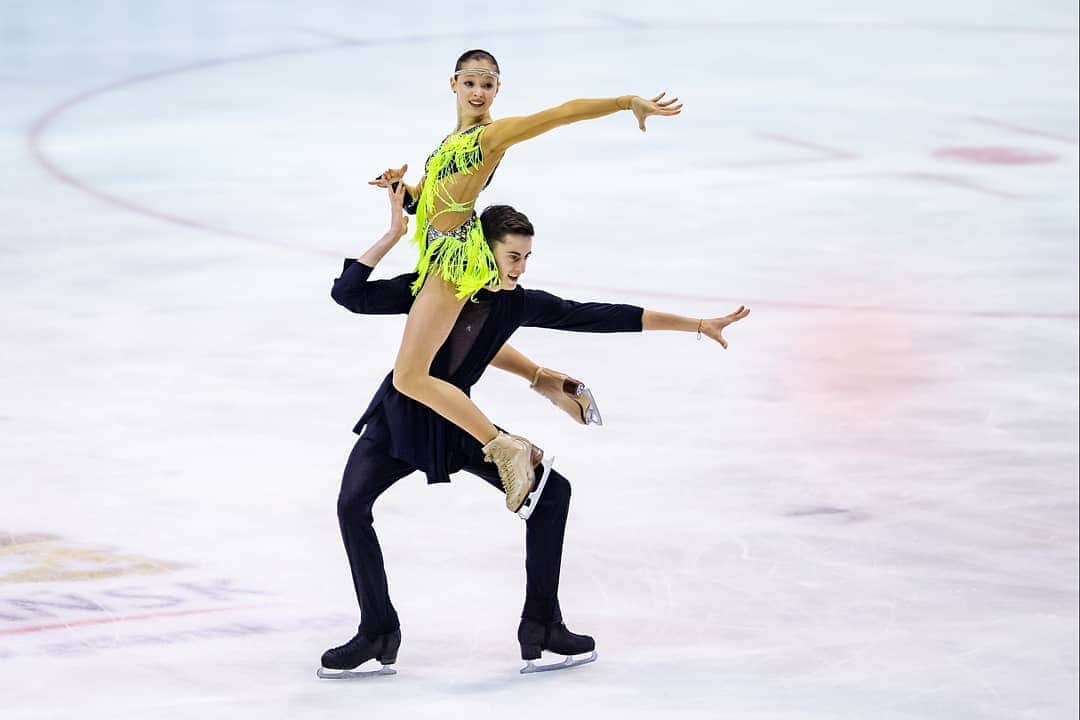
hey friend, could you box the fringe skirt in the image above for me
[410,215,499,299]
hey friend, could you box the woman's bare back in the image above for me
[426,151,504,232]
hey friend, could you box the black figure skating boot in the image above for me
[517,619,597,674]
[317,628,401,679]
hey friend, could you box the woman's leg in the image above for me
[394,273,537,509]
[392,273,498,444]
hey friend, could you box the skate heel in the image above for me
[377,630,401,665]
[318,628,400,679]
[576,386,603,426]
[519,643,542,661]
[517,619,545,660]
[516,454,554,520]
[531,367,604,426]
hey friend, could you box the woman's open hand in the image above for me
[369,163,409,188]
[631,92,683,132]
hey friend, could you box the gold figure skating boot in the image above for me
[509,435,554,521]
[530,367,603,426]
[483,432,540,513]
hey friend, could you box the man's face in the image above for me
[490,233,532,290]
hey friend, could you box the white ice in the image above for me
[1,2,1078,718]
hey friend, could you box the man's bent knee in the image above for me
[544,472,571,507]
[337,492,375,527]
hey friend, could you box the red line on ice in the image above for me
[894,171,1022,199]
[728,133,857,168]
[0,605,253,636]
[757,133,856,159]
[25,46,345,257]
[832,171,1022,199]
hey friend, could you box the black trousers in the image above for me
[336,435,572,636]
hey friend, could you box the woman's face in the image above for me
[489,233,532,291]
[451,60,499,120]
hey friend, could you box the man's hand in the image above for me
[630,92,683,132]
[700,306,751,349]
[388,184,409,239]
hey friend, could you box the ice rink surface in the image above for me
[1,1,1078,718]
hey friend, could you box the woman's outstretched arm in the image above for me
[483,92,683,154]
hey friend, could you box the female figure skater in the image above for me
[371,49,683,513]
[321,183,748,676]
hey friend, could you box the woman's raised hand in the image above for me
[369,163,409,188]
[387,183,410,239]
[700,306,751,349]
[630,92,683,132]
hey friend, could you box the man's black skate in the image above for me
[517,619,597,674]
[317,628,401,679]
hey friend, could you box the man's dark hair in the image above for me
[455,49,499,73]
[480,205,534,243]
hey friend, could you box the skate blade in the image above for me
[517,455,554,520]
[317,664,396,679]
[520,651,597,674]
[575,386,603,426]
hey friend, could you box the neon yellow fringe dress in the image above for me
[410,124,500,299]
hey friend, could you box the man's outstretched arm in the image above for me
[642,307,751,349]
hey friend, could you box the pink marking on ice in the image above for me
[933,146,1059,165]
[785,303,931,449]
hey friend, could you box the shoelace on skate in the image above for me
[487,440,525,495]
